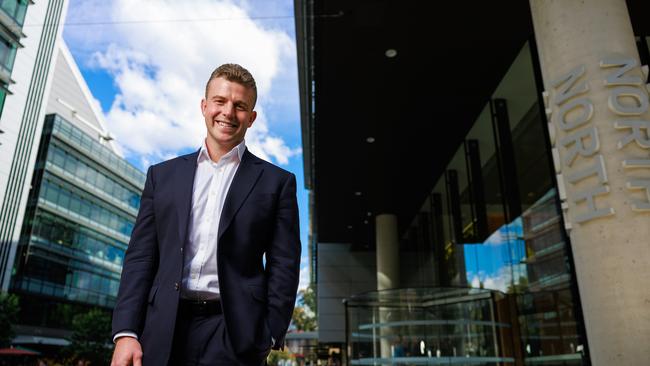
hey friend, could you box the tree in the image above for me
[0,292,19,347]
[291,283,317,331]
[66,308,112,365]
[299,283,316,314]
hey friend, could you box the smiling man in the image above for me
[110,64,301,366]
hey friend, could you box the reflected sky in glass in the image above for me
[463,217,527,293]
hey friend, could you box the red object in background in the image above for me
[0,347,40,355]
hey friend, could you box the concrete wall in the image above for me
[317,243,376,343]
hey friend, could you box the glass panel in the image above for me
[495,42,585,363]
[0,36,17,72]
[0,90,5,118]
[401,41,587,365]
[0,0,28,25]
[50,115,145,188]
[346,288,515,365]
[45,144,142,211]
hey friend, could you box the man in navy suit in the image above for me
[110,64,301,366]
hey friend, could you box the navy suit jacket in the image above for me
[112,149,301,365]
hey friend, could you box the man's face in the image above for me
[201,77,257,150]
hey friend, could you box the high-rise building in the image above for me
[0,0,69,292]
[6,40,144,349]
[295,1,650,365]
[0,0,146,353]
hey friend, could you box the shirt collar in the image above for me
[197,139,246,164]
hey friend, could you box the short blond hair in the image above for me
[205,63,257,108]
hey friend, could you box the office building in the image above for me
[7,39,144,349]
[0,0,68,292]
[295,0,650,365]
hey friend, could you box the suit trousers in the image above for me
[168,309,268,366]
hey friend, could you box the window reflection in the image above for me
[39,176,135,237]
[401,41,586,364]
[45,144,141,211]
[11,114,141,311]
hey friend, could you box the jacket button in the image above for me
[174,283,179,291]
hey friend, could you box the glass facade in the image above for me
[10,114,144,327]
[0,0,28,26]
[0,35,17,73]
[360,41,588,365]
[346,288,516,365]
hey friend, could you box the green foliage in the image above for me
[292,283,317,331]
[0,292,19,347]
[298,283,316,313]
[66,308,112,365]
[267,349,293,366]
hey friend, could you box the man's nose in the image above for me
[222,102,234,117]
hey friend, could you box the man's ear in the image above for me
[201,99,207,116]
[248,111,257,127]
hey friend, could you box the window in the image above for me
[0,36,17,72]
[0,0,29,26]
[0,90,6,118]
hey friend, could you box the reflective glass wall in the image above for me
[393,42,588,365]
[10,114,145,328]
[346,288,516,365]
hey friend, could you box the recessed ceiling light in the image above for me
[367,212,372,216]
[354,191,362,196]
[366,137,375,143]
[364,220,368,224]
[347,225,353,229]
[385,49,397,58]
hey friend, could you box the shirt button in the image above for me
[174,283,179,291]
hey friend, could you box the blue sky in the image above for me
[62,0,310,289]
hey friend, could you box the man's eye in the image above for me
[236,105,246,111]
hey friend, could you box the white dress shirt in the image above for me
[181,139,245,300]
[114,139,245,342]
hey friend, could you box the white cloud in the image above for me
[298,257,310,291]
[468,262,528,293]
[64,0,299,167]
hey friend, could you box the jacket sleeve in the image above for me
[111,166,159,337]
[266,173,301,349]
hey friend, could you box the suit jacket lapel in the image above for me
[218,149,264,240]
[176,150,199,245]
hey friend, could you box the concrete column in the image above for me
[375,214,400,360]
[376,214,400,290]
[529,1,650,365]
